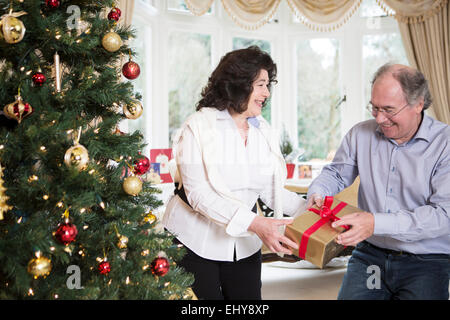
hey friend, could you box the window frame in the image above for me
[132,0,406,155]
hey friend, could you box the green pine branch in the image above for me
[0,0,193,299]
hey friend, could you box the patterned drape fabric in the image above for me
[184,0,215,15]
[221,0,281,30]
[286,0,362,31]
[394,1,450,124]
[377,0,448,23]
[118,0,135,27]
[183,0,448,30]
[184,0,362,30]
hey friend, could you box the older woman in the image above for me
[163,46,306,300]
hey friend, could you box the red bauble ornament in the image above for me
[151,257,170,276]
[98,260,111,275]
[122,60,140,80]
[113,7,122,17]
[45,0,60,8]
[108,11,120,21]
[108,7,122,21]
[134,156,150,175]
[55,222,78,245]
[32,72,46,86]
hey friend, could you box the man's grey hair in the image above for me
[371,63,432,110]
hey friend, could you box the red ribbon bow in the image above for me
[298,196,349,259]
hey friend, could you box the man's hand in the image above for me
[332,211,375,246]
[306,193,323,209]
[248,216,298,255]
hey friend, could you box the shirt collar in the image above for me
[412,113,432,142]
[216,108,261,128]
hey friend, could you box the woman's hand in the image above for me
[248,216,298,255]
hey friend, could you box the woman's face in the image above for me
[243,69,271,118]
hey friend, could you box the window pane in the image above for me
[168,31,211,144]
[360,0,388,17]
[232,37,272,123]
[233,38,271,54]
[363,33,408,119]
[139,0,155,8]
[297,38,341,160]
[167,0,212,14]
[167,0,190,12]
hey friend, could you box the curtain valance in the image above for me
[184,0,448,30]
[378,0,448,24]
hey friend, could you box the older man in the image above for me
[307,63,450,300]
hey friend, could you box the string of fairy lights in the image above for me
[0,0,194,299]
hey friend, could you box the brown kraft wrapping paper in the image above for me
[285,197,360,268]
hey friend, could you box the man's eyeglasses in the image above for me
[366,102,409,119]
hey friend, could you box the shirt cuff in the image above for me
[306,187,324,200]
[225,207,256,237]
[373,212,397,235]
[283,189,307,217]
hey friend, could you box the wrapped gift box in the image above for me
[284,197,359,268]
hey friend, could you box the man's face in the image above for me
[370,74,423,145]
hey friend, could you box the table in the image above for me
[284,179,312,195]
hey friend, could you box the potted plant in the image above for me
[280,127,295,179]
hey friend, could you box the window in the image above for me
[167,0,213,15]
[168,31,211,144]
[360,0,389,17]
[232,37,272,122]
[127,18,150,136]
[167,0,190,13]
[296,39,341,160]
[363,33,408,119]
[131,0,409,163]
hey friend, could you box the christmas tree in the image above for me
[0,0,193,299]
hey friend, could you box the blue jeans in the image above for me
[338,241,450,300]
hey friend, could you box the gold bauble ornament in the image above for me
[117,235,129,249]
[123,100,143,120]
[3,94,33,123]
[64,144,89,171]
[143,212,156,225]
[184,288,198,300]
[101,31,122,52]
[27,252,52,279]
[0,10,27,44]
[123,176,142,196]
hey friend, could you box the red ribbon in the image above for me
[298,196,350,259]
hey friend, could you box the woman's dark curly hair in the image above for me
[196,46,277,113]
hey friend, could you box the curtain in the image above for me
[221,0,281,30]
[185,0,215,15]
[184,0,362,31]
[377,0,447,23]
[379,0,450,124]
[116,0,135,67]
[286,0,362,31]
[118,0,135,27]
